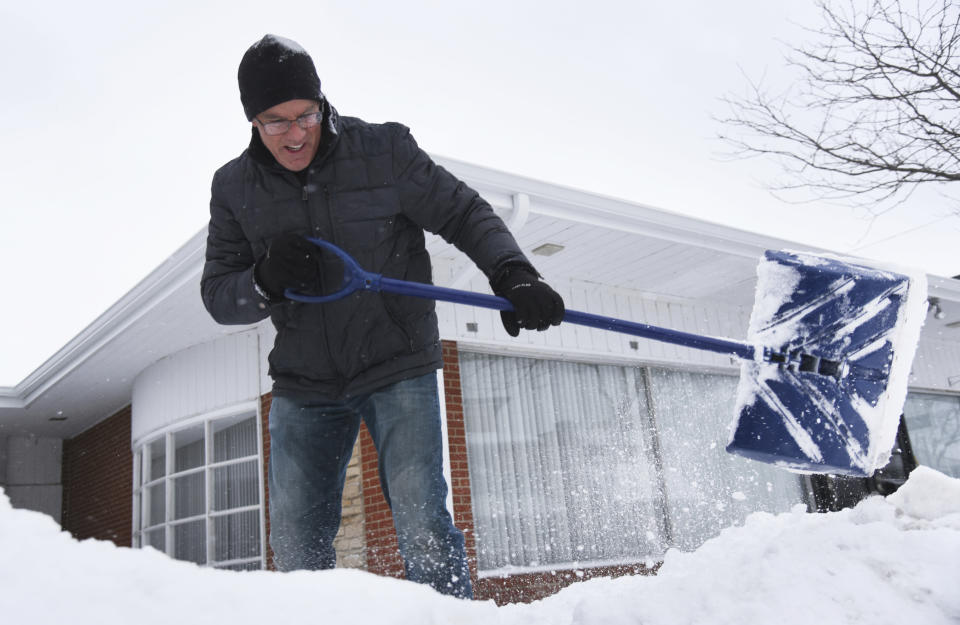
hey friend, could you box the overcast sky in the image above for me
[1,0,958,386]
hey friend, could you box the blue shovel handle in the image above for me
[286,238,758,361]
[284,237,381,303]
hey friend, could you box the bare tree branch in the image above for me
[717,0,960,213]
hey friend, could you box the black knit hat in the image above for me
[238,35,322,121]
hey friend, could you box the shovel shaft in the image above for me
[379,276,758,361]
[562,309,757,360]
[286,239,758,361]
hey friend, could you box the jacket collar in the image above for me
[247,96,340,171]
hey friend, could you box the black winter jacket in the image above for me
[201,101,531,398]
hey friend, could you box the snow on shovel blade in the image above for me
[727,250,927,477]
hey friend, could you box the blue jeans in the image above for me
[268,372,472,598]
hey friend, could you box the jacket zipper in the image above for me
[301,179,347,386]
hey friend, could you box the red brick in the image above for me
[61,406,133,547]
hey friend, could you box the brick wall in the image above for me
[61,405,133,546]
[360,423,405,578]
[441,341,480,585]
[476,563,659,605]
[260,394,275,570]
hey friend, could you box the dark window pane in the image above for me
[174,520,206,564]
[145,483,166,527]
[147,438,166,481]
[213,460,259,511]
[174,473,205,519]
[214,415,258,462]
[214,510,261,562]
[145,528,165,552]
[175,425,205,472]
[904,393,960,478]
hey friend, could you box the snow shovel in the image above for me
[287,239,927,478]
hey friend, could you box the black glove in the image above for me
[492,265,565,337]
[254,233,322,300]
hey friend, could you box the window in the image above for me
[460,352,804,574]
[904,392,960,478]
[133,409,264,570]
[648,368,805,550]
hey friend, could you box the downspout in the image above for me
[449,192,531,290]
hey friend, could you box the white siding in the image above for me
[437,271,748,373]
[0,436,6,484]
[132,331,262,444]
[257,323,277,394]
[911,337,960,392]
[5,436,62,485]
[1,436,63,522]
[5,485,62,522]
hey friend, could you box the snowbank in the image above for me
[1,466,958,624]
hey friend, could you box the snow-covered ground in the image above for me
[2,466,958,625]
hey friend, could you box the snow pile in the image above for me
[517,466,960,625]
[2,467,958,625]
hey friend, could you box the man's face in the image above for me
[253,99,322,172]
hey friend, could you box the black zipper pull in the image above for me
[302,185,308,201]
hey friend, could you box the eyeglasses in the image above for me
[255,111,323,136]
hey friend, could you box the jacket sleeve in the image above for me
[390,124,535,281]
[200,173,271,325]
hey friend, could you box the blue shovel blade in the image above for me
[727,250,927,477]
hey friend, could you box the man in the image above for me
[201,34,564,599]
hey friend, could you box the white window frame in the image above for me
[131,401,266,570]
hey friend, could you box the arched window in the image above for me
[132,405,265,570]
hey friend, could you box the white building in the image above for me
[2,158,958,603]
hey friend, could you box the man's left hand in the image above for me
[493,267,565,337]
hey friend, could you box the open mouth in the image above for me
[285,143,305,153]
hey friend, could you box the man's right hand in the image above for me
[254,233,322,300]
